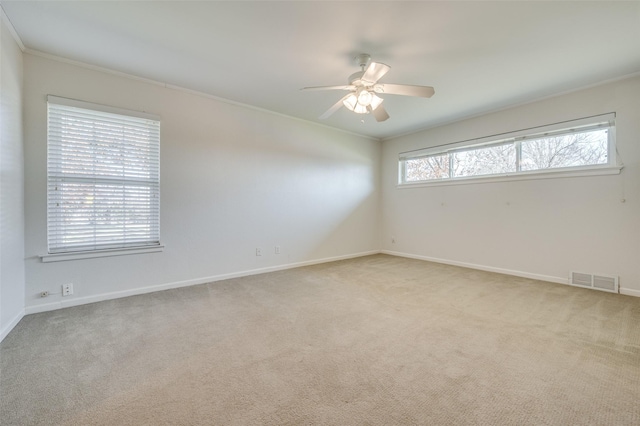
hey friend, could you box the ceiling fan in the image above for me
[301,54,435,122]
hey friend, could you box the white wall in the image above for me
[381,76,640,296]
[14,46,640,322]
[23,53,381,312]
[0,12,25,340]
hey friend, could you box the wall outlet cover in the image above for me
[62,283,73,296]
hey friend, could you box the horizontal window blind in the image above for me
[47,96,161,254]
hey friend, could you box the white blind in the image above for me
[47,96,161,254]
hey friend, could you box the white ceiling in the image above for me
[3,1,640,140]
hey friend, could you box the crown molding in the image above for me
[0,5,25,51]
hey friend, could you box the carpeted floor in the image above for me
[1,254,639,425]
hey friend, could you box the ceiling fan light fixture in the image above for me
[343,94,365,114]
[369,94,383,111]
[357,88,373,106]
[343,91,383,114]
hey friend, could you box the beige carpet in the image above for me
[1,254,639,425]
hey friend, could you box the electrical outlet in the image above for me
[256,248,262,256]
[275,246,281,254]
[62,283,73,296]
[40,291,49,298]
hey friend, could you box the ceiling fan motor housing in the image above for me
[348,71,367,87]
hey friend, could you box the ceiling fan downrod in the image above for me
[355,53,371,70]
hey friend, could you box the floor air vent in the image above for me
[570,272,618,293]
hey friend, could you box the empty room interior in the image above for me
[1,1,640,424]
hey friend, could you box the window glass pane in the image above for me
[404,154,449,181]
[520,129,608,171]
[452,143,516,177]
[398,115,614,185]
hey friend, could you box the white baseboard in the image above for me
[620,287,640,298]
[381,250,568,285]
[1,309,25,343]
[24,250,381,315]
[382,250,640,298]
[22,249,640,317]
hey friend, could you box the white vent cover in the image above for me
[570,272,618,293]
[593,275,618,292]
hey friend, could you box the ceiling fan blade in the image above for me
[368,104,389,122]
[301,85,355,92]
[361,62,390,84]
[375,83,435,98]
[319,93,352,120]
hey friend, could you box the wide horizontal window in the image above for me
[399,113,617,185]
[47,96,161,255]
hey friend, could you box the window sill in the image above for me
[40,245,164,263]
[397,165,623,189]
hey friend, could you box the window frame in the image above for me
[42,96,163,262]
[398,113,621,187]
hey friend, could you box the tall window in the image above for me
[47,96,160,254]
[399,114,616,185]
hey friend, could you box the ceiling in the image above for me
[2,1,640,140]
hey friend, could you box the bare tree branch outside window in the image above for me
[520,129,608,171]
[405,154,449,181]
[452,143,515,177]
